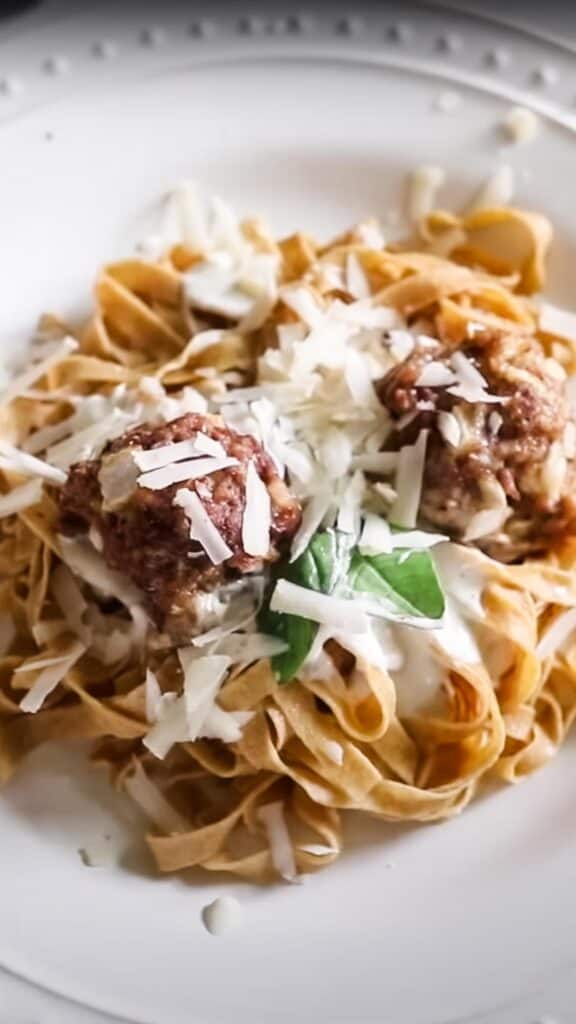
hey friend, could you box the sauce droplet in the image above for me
[202,896,243,937]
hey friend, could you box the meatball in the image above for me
[375,329,576,560]
[59,413,301,639]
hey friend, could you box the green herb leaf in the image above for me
[259,526,446,683]
[257,603,317,684]
[258,529,351,683]
[348,548,445,621]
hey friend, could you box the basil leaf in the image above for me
[258,603,318,684]
[307,529,353,593]
[348,548,445,620]
[258,529,351,683]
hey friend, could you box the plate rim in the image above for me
[2,6,576,1024]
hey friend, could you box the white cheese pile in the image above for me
[143,651,252,759]
[21,380,209,475]
[158,182,280,329]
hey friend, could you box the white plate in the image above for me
[3,4,576,1023]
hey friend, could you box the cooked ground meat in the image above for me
[375,329,576,560]
[59,413,301,639]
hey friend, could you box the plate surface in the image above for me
[3,4,576,1023]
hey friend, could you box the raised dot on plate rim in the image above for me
[335,15,364,35]
[43,56,70,76]
[433,89,463,114]
[484,48,510,69]
[436,32,462,53]
[188,19,215,38]
[387,22,412,43]
[237,15,265,34]
[285,13,312,33]
[92,39,117,59]
[140,26,165,47]
[266,17,290,35]
[532,65,559,87]
[0,76,23,97]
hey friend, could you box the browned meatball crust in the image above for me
[59,413,301,638]
[376,329,576,560]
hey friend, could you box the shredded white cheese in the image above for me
[47,410,137,470]
[124,761,188,833]
[389,430,428,529]
[337,470,364,537]
[174,489,233,564]
[390,529,448,549]
[145,668,163,724]
[0,479,43,519]
[488,411,503,436]
[463,480,510,541]
[200,705,254,744]
[0,441,66,485]
[447,352,505,405]
[180,651,232,738]
[0,336,78,406]
[388,329,415,361]
[415,363,456,388]
[58,536,143,609]
[140,650,248,749]
[133,438,225,473]
[345,253,371,299]
[536,608,576,660]
[19,640,85,714]
[351,453,398,474]
[298,843,338,857]
[216,632,287,664]
[437,410,462,447]
[290,491,332,563]
[242,461,271,557]
[142,693,188,759]
[193,434,227,458]
[138,455,238,491]
[358,514,392,555]
[258,801,298,882]
[270,579,369,633]
[98,450,140,509]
